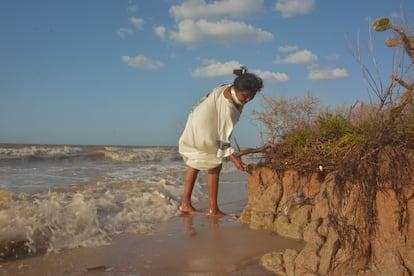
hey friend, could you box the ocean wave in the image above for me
[0,145,87,161]
[0,144,203,261]
[0,145,181,163]
[103,146,181,162]
[0,177,204,260]
[0,145,83,156]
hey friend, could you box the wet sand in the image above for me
[0,172,303,275]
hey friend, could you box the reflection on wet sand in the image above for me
[177,213,302,274]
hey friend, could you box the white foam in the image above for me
[0,145,85,159]
[0,145,209,258]
[0,174,204,258]
[103,146,180,162]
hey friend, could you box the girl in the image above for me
[178,67,263,216]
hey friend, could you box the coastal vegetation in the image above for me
[239,14,414,275]
[253,15,414,176]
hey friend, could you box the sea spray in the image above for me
[0,175,203,260]
[0,145,249,260]
[0,145,211,260]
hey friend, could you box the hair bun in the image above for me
[233,66,248,76]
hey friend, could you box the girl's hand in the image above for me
[230,154,247,171]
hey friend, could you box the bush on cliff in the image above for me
[253,16,414,178]
[247,15,414,275]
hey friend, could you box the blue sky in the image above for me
[1,0,412,146]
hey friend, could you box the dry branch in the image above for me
[233,141,277,158]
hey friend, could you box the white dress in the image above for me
[178,84,242,170]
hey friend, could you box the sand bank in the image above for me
[0,172,303,275]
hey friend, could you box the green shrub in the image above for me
[317,113,355,140]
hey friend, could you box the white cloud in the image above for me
[191,61,288,86]
[116,28,134,38]
[170,19,273,47]
[154,25,166,40]
[307,64,349,80]
[192,60,242,78]
[122,55,164,70]
[252,69,288,85]
[170,0,263,21]
[129,17,144,29]
[275,0,315,18]
[274,50,318,64]
[164,0,272,48]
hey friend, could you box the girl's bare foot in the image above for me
[206,209,226,217]
[179,203,197,214]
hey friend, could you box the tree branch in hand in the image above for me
[233,141,276,158]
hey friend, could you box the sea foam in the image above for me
[0,145,206,260]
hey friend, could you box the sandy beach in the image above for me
[0,172,303,275]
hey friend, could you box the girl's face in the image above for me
[236,90,257,104]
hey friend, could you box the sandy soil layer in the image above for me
[0,172,303,275]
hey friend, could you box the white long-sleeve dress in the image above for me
[178,84,242,170]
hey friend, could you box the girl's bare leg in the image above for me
[206,164,225,217]
[179,166,199,214]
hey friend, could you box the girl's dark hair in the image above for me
[233,66,263,92]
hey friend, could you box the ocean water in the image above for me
[0,144,243,261]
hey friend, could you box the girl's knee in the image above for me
[187,166,200,174]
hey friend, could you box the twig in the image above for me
[393,75,414,91]
[233,141,277,158]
